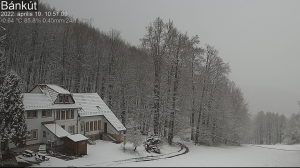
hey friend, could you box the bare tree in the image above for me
[141,17,175,135]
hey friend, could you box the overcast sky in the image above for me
[42,0,300,118]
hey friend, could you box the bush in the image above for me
[143,134,162,154]
[126,128,144,151]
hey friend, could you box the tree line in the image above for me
[2,1,289,146]
[250,111,300,145]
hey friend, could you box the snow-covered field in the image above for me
[16,137,300,167]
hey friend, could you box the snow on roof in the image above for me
[67,134,88,142]
[72,93,126,131]
[52,104,81,109]
[23,93,53,110]
[46,84,70,94]
[23,93,80,110]
[72,93,110,113]
[28,84,72,103]
[44,123,71,138]
[45,86,59,102]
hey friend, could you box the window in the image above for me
[56,110,60,120]
[32,111,37,118]
[42,110,51,117]
[56,95,74,104]
[59,95,64,103]
[66,110,70,119]
[98,120,101,130]
[90,121,93,131]
[68,126,74,134]
[43,131,46,138]
[42,110,46,117]
[65,95,69,103]
[85,122,89,132]
[27,111,32,118]
[47,110,51,117]
[27,130,38,141]
[94,121,97,130]
[32,130,38,140]
[27,111,37,119]
[70,109,74,119]
[61,110,66,120]
[61,125,65,130]
[81,125,84,132]
[27,131,31,140]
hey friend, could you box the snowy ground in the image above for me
[16,137,300,167]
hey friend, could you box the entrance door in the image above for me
[104,122,107,133]
[80,121,85,135]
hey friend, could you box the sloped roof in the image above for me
[29,84,71,103]
[23,93,79,110]
[72,93,126,131]
[23,93,52,110]
[44,123,71,138]
[44,86,59,102]
[67,134,88,142]
[46,84,70,94]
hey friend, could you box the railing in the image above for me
[106,133,117,142]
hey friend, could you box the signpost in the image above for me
[123,134,126,152]
[123,135,126,145]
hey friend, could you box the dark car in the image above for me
[87,138,96,145]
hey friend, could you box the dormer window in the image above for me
[55,94,74,104]
[59,95,64,103]
[65,95,69,102]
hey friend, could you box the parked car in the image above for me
[22,149,35,157]
[38,145,47,154]
[35,153,50,161]
[87,138,96,145]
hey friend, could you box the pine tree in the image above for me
[0,24,6,84]
[0,70,27,148]
[143,134,162,154]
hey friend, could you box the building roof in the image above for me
[22,93,80,110]
[23,93,52,110]
[44,123,71,138]
[46,84,70,94]
[67,134,88,142]
[29,84,71,103]
[72,93,126,131]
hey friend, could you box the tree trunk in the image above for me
[153,58,161,135]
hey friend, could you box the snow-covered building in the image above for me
[9,84,126,151]
[73,93,126,142]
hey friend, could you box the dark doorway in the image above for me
[104,122,107,133]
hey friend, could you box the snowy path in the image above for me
[84,142,189,167]
[249,144,300,152]
[27,139,300,167]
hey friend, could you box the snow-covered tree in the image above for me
[0,70,27,148]
[126,128,144,151]
[143,134,162,154]
[282,113,300,144]
[0,24,6,84]
[141,17,175,136]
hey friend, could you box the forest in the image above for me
[0,1,299,147]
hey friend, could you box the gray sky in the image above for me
[42,0,300,118]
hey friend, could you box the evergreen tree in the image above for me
[0,70,27,148]
[143,134,162,154]
[0,24,6,84]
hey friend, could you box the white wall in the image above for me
[9,108,78,148]
[78,115,119,137]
